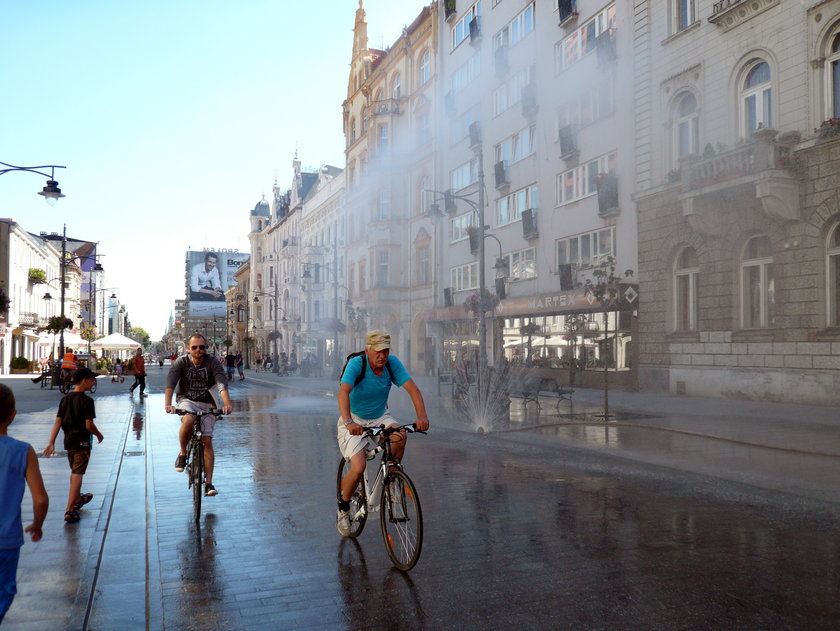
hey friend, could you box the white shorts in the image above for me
[337,412,399,460]
[177,400,219,437]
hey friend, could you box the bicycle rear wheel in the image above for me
[336,457,367,538]
[190,440,204,522]
[380,470,422,571]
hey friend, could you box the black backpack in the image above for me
[340,351,393,387]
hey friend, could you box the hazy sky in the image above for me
[1,0,428,339]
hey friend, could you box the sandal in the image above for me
[64,510,80,524]
[74,493,93,510]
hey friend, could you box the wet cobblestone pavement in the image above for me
[3,370,840,629]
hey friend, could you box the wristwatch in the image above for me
[343,418,354,425]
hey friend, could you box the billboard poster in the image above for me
[187,250,249,317]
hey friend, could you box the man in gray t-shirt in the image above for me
[164,334,231,497]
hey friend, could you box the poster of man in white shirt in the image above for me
[187,250,249,318]
[190,252,224,302]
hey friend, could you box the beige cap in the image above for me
[366,330,391,351]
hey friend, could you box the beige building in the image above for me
[634,0,840,404]
[342,2,440,373]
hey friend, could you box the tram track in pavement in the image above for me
[67,394,160,631]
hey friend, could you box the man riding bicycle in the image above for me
[164,334,232,497]
[336,330,430,536]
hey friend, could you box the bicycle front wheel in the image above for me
[190,440,204,522]
[336,457,367,538]
[380,470,422,571]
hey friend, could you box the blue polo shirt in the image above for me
[341,354,411,420]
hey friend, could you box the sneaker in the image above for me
[204,483,218,496]
[174,454,187,472]
[74,493,93,510]
[64,510,80,524]
[336,509,351,536]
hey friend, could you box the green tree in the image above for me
[129,326,151,348]
[581,256,634,419]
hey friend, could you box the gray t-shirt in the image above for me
[166,355,228,404]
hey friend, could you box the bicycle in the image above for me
[336,423,425,571]
[174,408,222,522]
[57,370,97,394]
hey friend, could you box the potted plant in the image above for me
[464,288,500,316]
[816,117,840,139]
[10,356,31,374]
[28,268,47,284]
[466,225,480,255]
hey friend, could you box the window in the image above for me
[741,236,774,329]
[378,124,389,152]
[451,262,479,291]
[495,125,536,165]
[418,49,431,86]
[451,213,476,243]
[826,32,840,119]
[497,184,538,226]
[556,152,616,205]
[555,4,616,73]
[741,60,772,139]
[417,113,432,145]
[556,227,615,267]
[673,0,695,32]
[673,92,699,166]
[450,158,479,191]
[493,66,535,117]
[828,224,840,324]
[493,3,534,50]
[359,260,366,293]
[350,118,357,144]
[556,82,614,131]
[376,251,389,287]
[417,245,431,285]
[392,73,401,100]
[452,1,482,49]
[674,246,699,330]
[420,175,432,216]
[451,53,481,94]
[506,247,536,281]
[451,104,481,144]
[377,190,390,220]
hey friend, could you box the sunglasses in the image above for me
[190,345,206,350]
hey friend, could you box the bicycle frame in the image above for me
[349,425,413,522]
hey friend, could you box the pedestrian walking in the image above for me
[235,350,245,381]
[128,348,147,397]
[0,384,49,624]
[225,350,236,381]
[43,368,103,524]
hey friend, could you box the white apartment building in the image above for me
[430,0,637,388]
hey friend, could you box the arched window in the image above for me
[392,73,402,100]
[674,246,699,331]
[827,31,840,119]
[741,236,774,329]
[826,224,840,325]
[741,60,772,138]
[418,50,431,86]
[673,91,699,166]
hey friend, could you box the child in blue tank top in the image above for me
[0,384,49,624]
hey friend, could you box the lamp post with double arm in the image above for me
[253,284,283,373]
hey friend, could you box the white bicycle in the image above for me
[336,424,425,571]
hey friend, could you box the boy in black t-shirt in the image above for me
[43,368,104,524]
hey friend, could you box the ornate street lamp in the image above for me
[0,161,67,205]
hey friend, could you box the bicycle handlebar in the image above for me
[173,408,225,416]
[362,423,427,438]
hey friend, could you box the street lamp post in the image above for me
[0,161,67,205]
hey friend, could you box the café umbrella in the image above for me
[90,332,141,350]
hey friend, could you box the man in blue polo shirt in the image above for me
[336,330,429,536]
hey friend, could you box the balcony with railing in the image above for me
[678,128,801,231]
[18,312,42,328]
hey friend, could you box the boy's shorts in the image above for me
[0,548,21,622]
[67,450,91,475]
[177,400,219,437]
[336,412,400,459]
